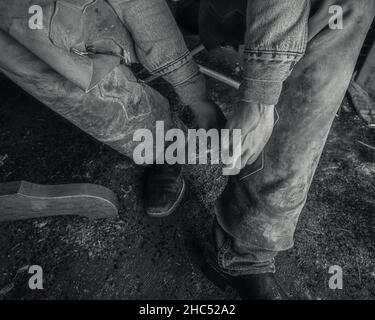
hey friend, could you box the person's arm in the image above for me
[241,0,310,105]
[225,0,310,173]
[108,0,224,129]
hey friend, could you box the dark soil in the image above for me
[0,53,374,299]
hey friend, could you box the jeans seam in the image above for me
[217,238,231,271]
[218,239,277,275]
[242,77,281,83]
[172,70,200,88]
[244,50,304,60]
[218,238,254,274]
[151,50,191,75]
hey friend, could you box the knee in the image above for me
[339,0,375,27]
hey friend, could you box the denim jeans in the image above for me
[0,0,206,159]
[1,0,374,276]
[215,0,375,275]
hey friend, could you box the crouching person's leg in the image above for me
[0,30,185,216]
[204,0,375,299]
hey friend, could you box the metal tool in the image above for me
[145,44,241,90]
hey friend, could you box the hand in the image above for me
[224,101,275,173]
[189,100,226,130]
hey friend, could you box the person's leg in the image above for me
[0,30,173,160]
[213,0,375,277]
[108,0,225,131]
[0,30,189,217]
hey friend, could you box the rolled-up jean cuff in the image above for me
[219,264,276,276]
[240,78,283,105]
[161,57,200,88]
[173,73,208,106]
[216,239,277,276]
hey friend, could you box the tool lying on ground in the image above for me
[0,181,119,222]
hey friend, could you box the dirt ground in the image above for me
[0,50,374,300]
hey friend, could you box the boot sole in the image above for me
[0,181,119,222]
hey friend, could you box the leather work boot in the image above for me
[143,164,186,218]
[202,259,288,300]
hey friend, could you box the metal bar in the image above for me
[198,64,240,90]
[144,44,241,90]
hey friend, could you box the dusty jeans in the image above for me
[0,0,203,159]
[214,0,375,275]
